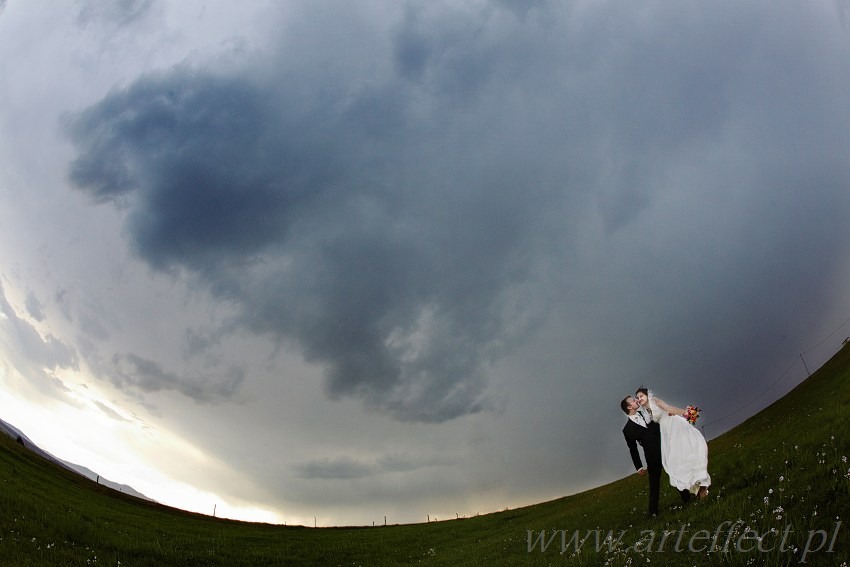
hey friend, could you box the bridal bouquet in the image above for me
[683,405,700,425]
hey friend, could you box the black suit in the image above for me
[623,416,662,515]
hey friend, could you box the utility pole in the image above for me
[800,353,811,376]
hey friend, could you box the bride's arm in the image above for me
[653,397,686,416]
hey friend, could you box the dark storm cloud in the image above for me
[65,0,850,422]
[67,57,549,418]
[67,68,293,272]
[65,6,563,421]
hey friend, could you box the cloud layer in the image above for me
[64,0,850,425]
[65,5,568,421]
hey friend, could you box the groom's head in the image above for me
[621,396,637,414]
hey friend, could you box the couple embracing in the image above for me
[622,387,711,517]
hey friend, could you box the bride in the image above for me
[635,387,711,499]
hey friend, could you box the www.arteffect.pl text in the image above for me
[527,520,841,563]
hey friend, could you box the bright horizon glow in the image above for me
[0,363,284,525]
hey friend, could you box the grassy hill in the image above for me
[2,344,849,566]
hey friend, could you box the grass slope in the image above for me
[2,344,849,566]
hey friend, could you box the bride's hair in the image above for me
[636,386,649,397]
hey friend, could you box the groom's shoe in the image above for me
[679,489,692,504]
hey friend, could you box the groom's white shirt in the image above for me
[629,412,647,428]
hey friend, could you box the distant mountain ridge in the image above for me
[0,416,152,502]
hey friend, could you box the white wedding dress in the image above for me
[648,397,711,493]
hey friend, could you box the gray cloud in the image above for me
[76,0,156,28]
[0,283,78,374]
[65,28,559,421]
[106,352,244,404]
[0,283,77,399]
[293,453,450,481]
[55,288,73,322]
[64,0,850,429]
[293,456,377,481]
[94,400,131,422]
[25,291,45,322]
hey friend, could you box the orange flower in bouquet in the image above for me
[683,405,700,425]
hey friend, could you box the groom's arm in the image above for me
[624,432,644,471]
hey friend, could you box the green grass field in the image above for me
[2,344,849,566]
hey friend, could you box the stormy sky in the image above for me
[1,0,849,525]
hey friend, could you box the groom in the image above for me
[621,395,662,516]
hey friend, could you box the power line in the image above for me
[701,314,850,432]
[801,314,850,355]
[700,357,800,431]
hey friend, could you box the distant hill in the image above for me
[0,416,152,502]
